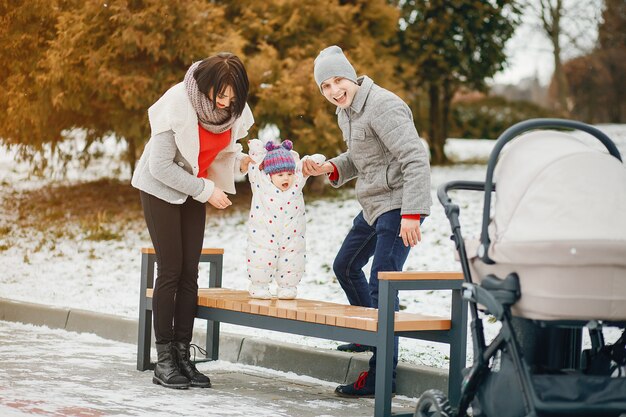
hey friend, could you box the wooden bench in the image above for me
[137,248,467,417]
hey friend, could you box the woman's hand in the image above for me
[208,187,232,209]
[399,218,422,247]
[240,155,253,174]
[302,160,334,177]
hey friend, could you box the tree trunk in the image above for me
[442,79,454,145]
[428,83,447,165]
[552,33,569,115]
[126,136,137,178]
[606,52,624,123]
[542,0,569,115]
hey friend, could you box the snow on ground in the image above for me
[0,320,416,417]
[0,124,624,369]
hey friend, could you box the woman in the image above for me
[132,52,254,389]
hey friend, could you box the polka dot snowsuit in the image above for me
[246,140,325,296]
[246,162,308,293]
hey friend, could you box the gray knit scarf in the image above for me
[184,61,236,134]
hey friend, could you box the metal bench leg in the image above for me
[448,287,468,405]
[137,253,155,371]
[205,254,223,361]
[374,280,396,417]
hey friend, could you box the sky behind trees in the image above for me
[493,0,602,86]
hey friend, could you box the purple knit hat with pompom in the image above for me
[262,140,296,175]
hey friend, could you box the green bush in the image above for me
[449,96,555,139]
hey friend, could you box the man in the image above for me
[303,45,432,397]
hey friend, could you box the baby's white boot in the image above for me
[277,286,297,300]
[248,284,272,299]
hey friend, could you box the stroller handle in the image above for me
[478,118,623,264]
[437,180,487,207]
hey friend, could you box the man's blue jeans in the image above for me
[333,209,417,381]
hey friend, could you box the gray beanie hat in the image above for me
[313,45,357,90]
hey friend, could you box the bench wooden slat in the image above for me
[146,288,450,332]
[324,307,370,329]
[141,247,224,255]
[395,312,450,331]
[304,304,358,326]
[378,271,463,281]
[275,300,298,319]
[248,300,268,315]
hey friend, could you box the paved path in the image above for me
[0,320,416,416]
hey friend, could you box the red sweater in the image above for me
[197,125,231,178]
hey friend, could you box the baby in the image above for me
[245,139,325,299]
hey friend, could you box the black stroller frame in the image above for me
[417,119,626,417]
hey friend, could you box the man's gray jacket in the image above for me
[328,76,432,224]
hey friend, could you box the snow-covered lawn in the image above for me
[0,124,624,369]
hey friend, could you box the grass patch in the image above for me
[82,211,123,241]
[4,178,143,240]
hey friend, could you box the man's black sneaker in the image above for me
[336,343,373,353]
[334,371,396,398]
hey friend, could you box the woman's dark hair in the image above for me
[194,52,249,118]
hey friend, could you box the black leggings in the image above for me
[140,191,206,344]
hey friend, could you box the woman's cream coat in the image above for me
[132,82,254,203]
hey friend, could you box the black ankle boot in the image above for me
[153,342,190,389]
[173,341,212,388]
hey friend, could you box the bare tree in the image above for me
[527,0,601,114]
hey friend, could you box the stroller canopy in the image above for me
[467,127,626,320]
[489,130,626,267]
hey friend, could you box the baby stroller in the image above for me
[416,119,626,417]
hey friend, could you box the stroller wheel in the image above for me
[414,389,454,417]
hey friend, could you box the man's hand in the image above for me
[302,160,334,177]
[208,187,232,210]
[399,218,422,247]
[240,155,253,174]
